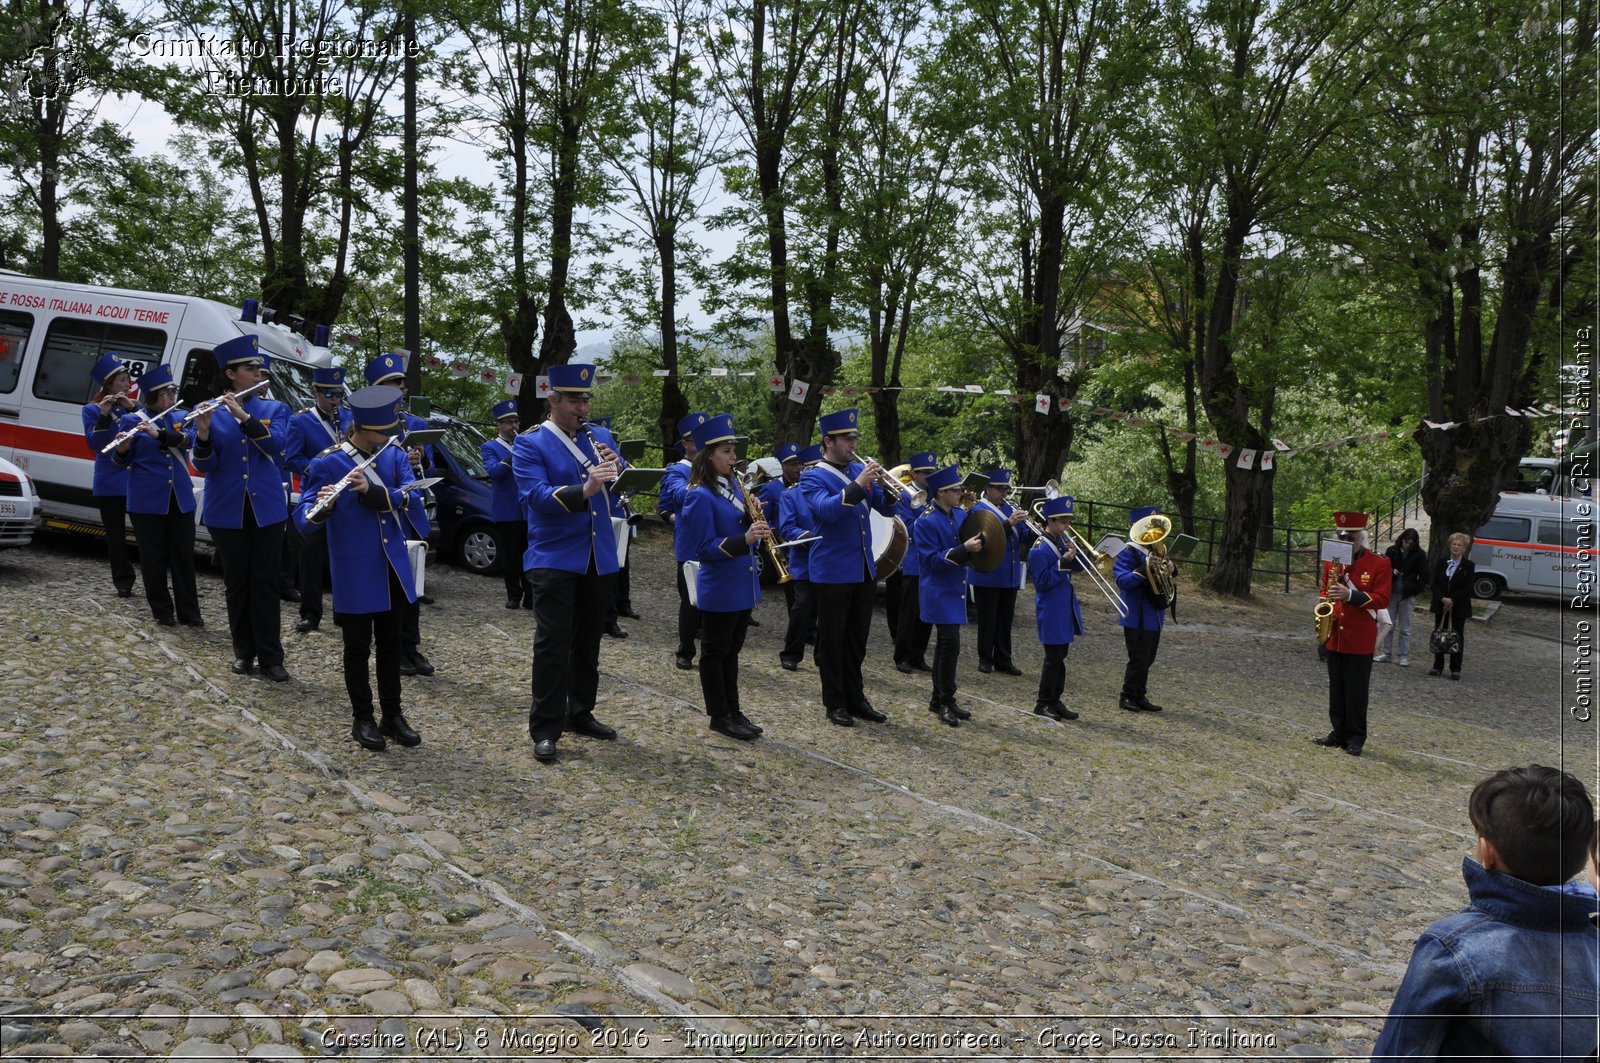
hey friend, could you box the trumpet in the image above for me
[175,380,271,429]
[858,456,927,509]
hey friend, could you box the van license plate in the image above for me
[0,502,14,516]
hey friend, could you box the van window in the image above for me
[1537,520,1585,548]
[33,320,167,403]
[1476,516,1531,543]
[0,310,34,394]
[267,359,316,413]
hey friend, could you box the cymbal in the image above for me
[958,507,1006,573]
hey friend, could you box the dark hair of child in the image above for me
[1468,765,1595,886]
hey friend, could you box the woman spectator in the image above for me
[81,353,138,597]
[1376,528,1427,666]
[1429,531,1475,680]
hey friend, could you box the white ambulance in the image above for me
[1468,491,1598,602]
[0,271,335,536]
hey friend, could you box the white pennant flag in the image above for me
[1261,450,1276,470]
[1271,437,1290,451]
[788,379,811,404]
[535,375,551,398]
[709,367,728,377]
[506,372,523,396]
[768,374,786,392]
[1237,448,1258,470]
[450,361,470,379]
[1035,394,1051,414]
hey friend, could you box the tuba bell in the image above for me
[1129,512,1177,609]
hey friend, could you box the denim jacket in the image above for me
[1372,857,1600,1061]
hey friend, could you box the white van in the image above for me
[1468,491,1598,601]
[0,271,334,535]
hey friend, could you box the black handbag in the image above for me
[1430,604,1461,656]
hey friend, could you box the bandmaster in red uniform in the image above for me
[1312,511,1392,757]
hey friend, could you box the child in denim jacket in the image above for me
[1372,765,1598,1061]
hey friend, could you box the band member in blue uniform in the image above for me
[778,443,821,670]
[295,386,425,752]
[798,408,898,727]
[892,451,937,673]
[193,335,293,682]
[513,363,626,763]
[482,399,531,610]
[913,464,985,726]
[680,414,770,740]
[285,366,351,632]
[365,353,436,675]
[82,352,137,597]
[1113,505,1171,713]
[1027,496,1086,721]
[111,365,201,628]
[659,412,709,669]
[969,469,1032,675]
[591,416,634,638]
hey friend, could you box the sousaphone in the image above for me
[958,506,1007,573]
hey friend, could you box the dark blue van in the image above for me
[425,412,502,576]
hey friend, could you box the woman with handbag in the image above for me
[1376,528,1427,665]
[1428,531,1475,679]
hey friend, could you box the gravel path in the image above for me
[0,528,1589,1059]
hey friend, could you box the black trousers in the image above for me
[1326,650,1373,749]
[209,510,285,668]
[675,563,701,659]
[1431,609,1468,672]
[781,579,815,665]
[95,494,136,591]
[299,526,330,624]
[129,502,200,625]
[497,519,530,603]
[281,515,302,594]
[607,556,632,623]
[1121,627,1161,702]
[529,563,615,742]
[1037,643,1070,708]
[813,579,874,711]
[931,622,961,706]
[894,575,931,665]
[884,572,903,640]
[973,586,1019,667]
[336,569,407,718]
[699,609,751,718]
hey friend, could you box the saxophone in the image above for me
[1314,561,1343,643]
[743,481,791,584]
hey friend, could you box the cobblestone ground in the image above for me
[1,528,1592,1060]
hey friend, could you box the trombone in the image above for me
[1025,480,1129,618]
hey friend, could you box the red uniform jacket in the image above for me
[1321,548,1393,655]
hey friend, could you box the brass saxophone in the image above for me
[743,481,791,584]
[1314,561,1344,643]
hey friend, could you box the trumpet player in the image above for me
[680,415,768,740]
[110,365,201,629]
[512,363,624,763]
[365,353,436,676]
[193,335,293,683]
[1027,497,1085,721]
[1113,505,1173,713]
[913,464,986,726]
[798,409,898,727]
[295,386,427,752]
[81,352,138,598]
[892,452,937,674]
[1311,512,1392,758]
[970,469,1033,676]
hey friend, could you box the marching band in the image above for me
[91,344,1206,757]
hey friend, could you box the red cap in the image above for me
[1332,511,1369,531]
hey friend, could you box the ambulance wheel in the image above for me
[1471,573,1504,601]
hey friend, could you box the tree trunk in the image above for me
[1416,416,1529,561]
[537,119,581,372]
[402,0,421,395]
[1009,192,1075,483]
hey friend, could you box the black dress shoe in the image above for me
[115,585,134,598]
[1119,696,1143,712]
[1053,702,1080,721]
[406,650,435,677]
[418,593,435,605]
[732,710,763,735]
[232,658,254,675]
[1344,745,1363,757]
[619,607,641,620]
[710,716,759,740]
[1034,704,1061,720]
[155,615,177,627]
[848,702,887,723]
[826,706,855,727]
[521,596,533,610]
[996,663,1023,676]
[779,658,799,672]
[295,618,318,633]
[1312,734,1344,747]
[262,664,291,683]
[947,701,971,720]
[398,656,418,676]
[569,715,617,740]
[280,588,301,603]
[533,738,558,762]
[748,617,760,627]
[178,617,204,627]
[1139,700,1164,713]
[911,659,932,672]
[604,622,629,639]
[506,598,522,610]
[937,704,960,727]
[978,662,994,674]
[352,716,387,751]
[675,654,695,670]
[379,714,422,747]
[895,659,913,674]
[1427,668,1442,676]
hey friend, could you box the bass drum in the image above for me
[869,512,908,581]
